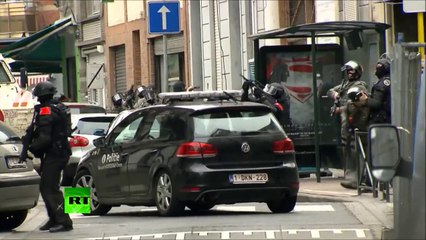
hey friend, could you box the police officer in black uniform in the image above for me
[23,81,73,232]
[356,54,391,124]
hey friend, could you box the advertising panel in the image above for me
[259,45,342,146]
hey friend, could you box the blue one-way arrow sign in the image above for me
[148,1,180,34]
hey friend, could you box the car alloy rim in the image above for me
[76,174,99,211]
[156,173,172,211]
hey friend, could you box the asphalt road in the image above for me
[0,198,384,240]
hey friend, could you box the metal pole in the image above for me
[254,39,259,82]
[418,13,425,62]
[311,33,321,183]
[163,34,168,92]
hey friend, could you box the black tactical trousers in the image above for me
[40,154,73,227]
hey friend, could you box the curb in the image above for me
[297,192,354,202]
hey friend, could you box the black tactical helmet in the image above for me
[172,81,185,92]
[33,81,57,97]
[341,60,363,80]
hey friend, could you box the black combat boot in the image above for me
[39,220,55,231]
[340,180,357,189]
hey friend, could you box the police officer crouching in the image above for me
[22,81,73,232]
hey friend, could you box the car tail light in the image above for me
[181,187,201,192]
[176,142,218,158]
[69,136,89,148]
[273,138,295,154]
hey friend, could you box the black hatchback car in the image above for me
[74,91,299,216]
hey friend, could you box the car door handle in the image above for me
[149,149,158,153]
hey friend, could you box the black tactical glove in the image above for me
[242,80,252,92]
[253,88,263,99]
[19,150,28,163]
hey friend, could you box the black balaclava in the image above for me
[375,64,390,79]
[38,94,53,104]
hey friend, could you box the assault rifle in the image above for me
[19,111,37,162]
[240,75,277,104]
[330,66,349,116]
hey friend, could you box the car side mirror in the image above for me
[368,124,401,182]
[93,137,106,148]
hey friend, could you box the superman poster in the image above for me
[259,44,342,144]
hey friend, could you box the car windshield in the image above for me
[192,109,284,137]
[0,123,20,144]
[75,117,115,135]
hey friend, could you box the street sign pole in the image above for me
[160,1,170,92]
[148,1,180,92]
[163,35,168,92]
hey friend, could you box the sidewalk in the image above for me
[297,171,394,230]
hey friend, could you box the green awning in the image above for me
[0,17,74,73]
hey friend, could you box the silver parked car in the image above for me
[0,122,40,231]
[61,113,117,185]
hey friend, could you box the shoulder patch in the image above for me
[39,106,52,115]
[384,79,391,86]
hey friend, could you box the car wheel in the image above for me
[73,170,112,216]
[267,196,297,213]
[186,202,215,212]
[0,210,28,231]
[154,171,184,216]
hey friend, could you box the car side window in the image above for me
[145,110,187,141]
[109,111,145,145]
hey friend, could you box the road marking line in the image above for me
[215,206,256,212]
[294,204,335,212]
[140,207,157,212]
[243,231,252,235]
[265,231,275,239]
[356,229,367,238]
[175,232,185,240]
[70,214,100,219]
[221,231,230,239]
[311,230,320,238]
[86,229,371,240]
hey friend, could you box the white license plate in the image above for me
[7,157,27,169]
[230,173,268,184]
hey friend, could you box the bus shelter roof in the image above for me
[249,21,391,40]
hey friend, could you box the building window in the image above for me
[154,52,185,92]
[358,0,370,7]
[86,0,101,16]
